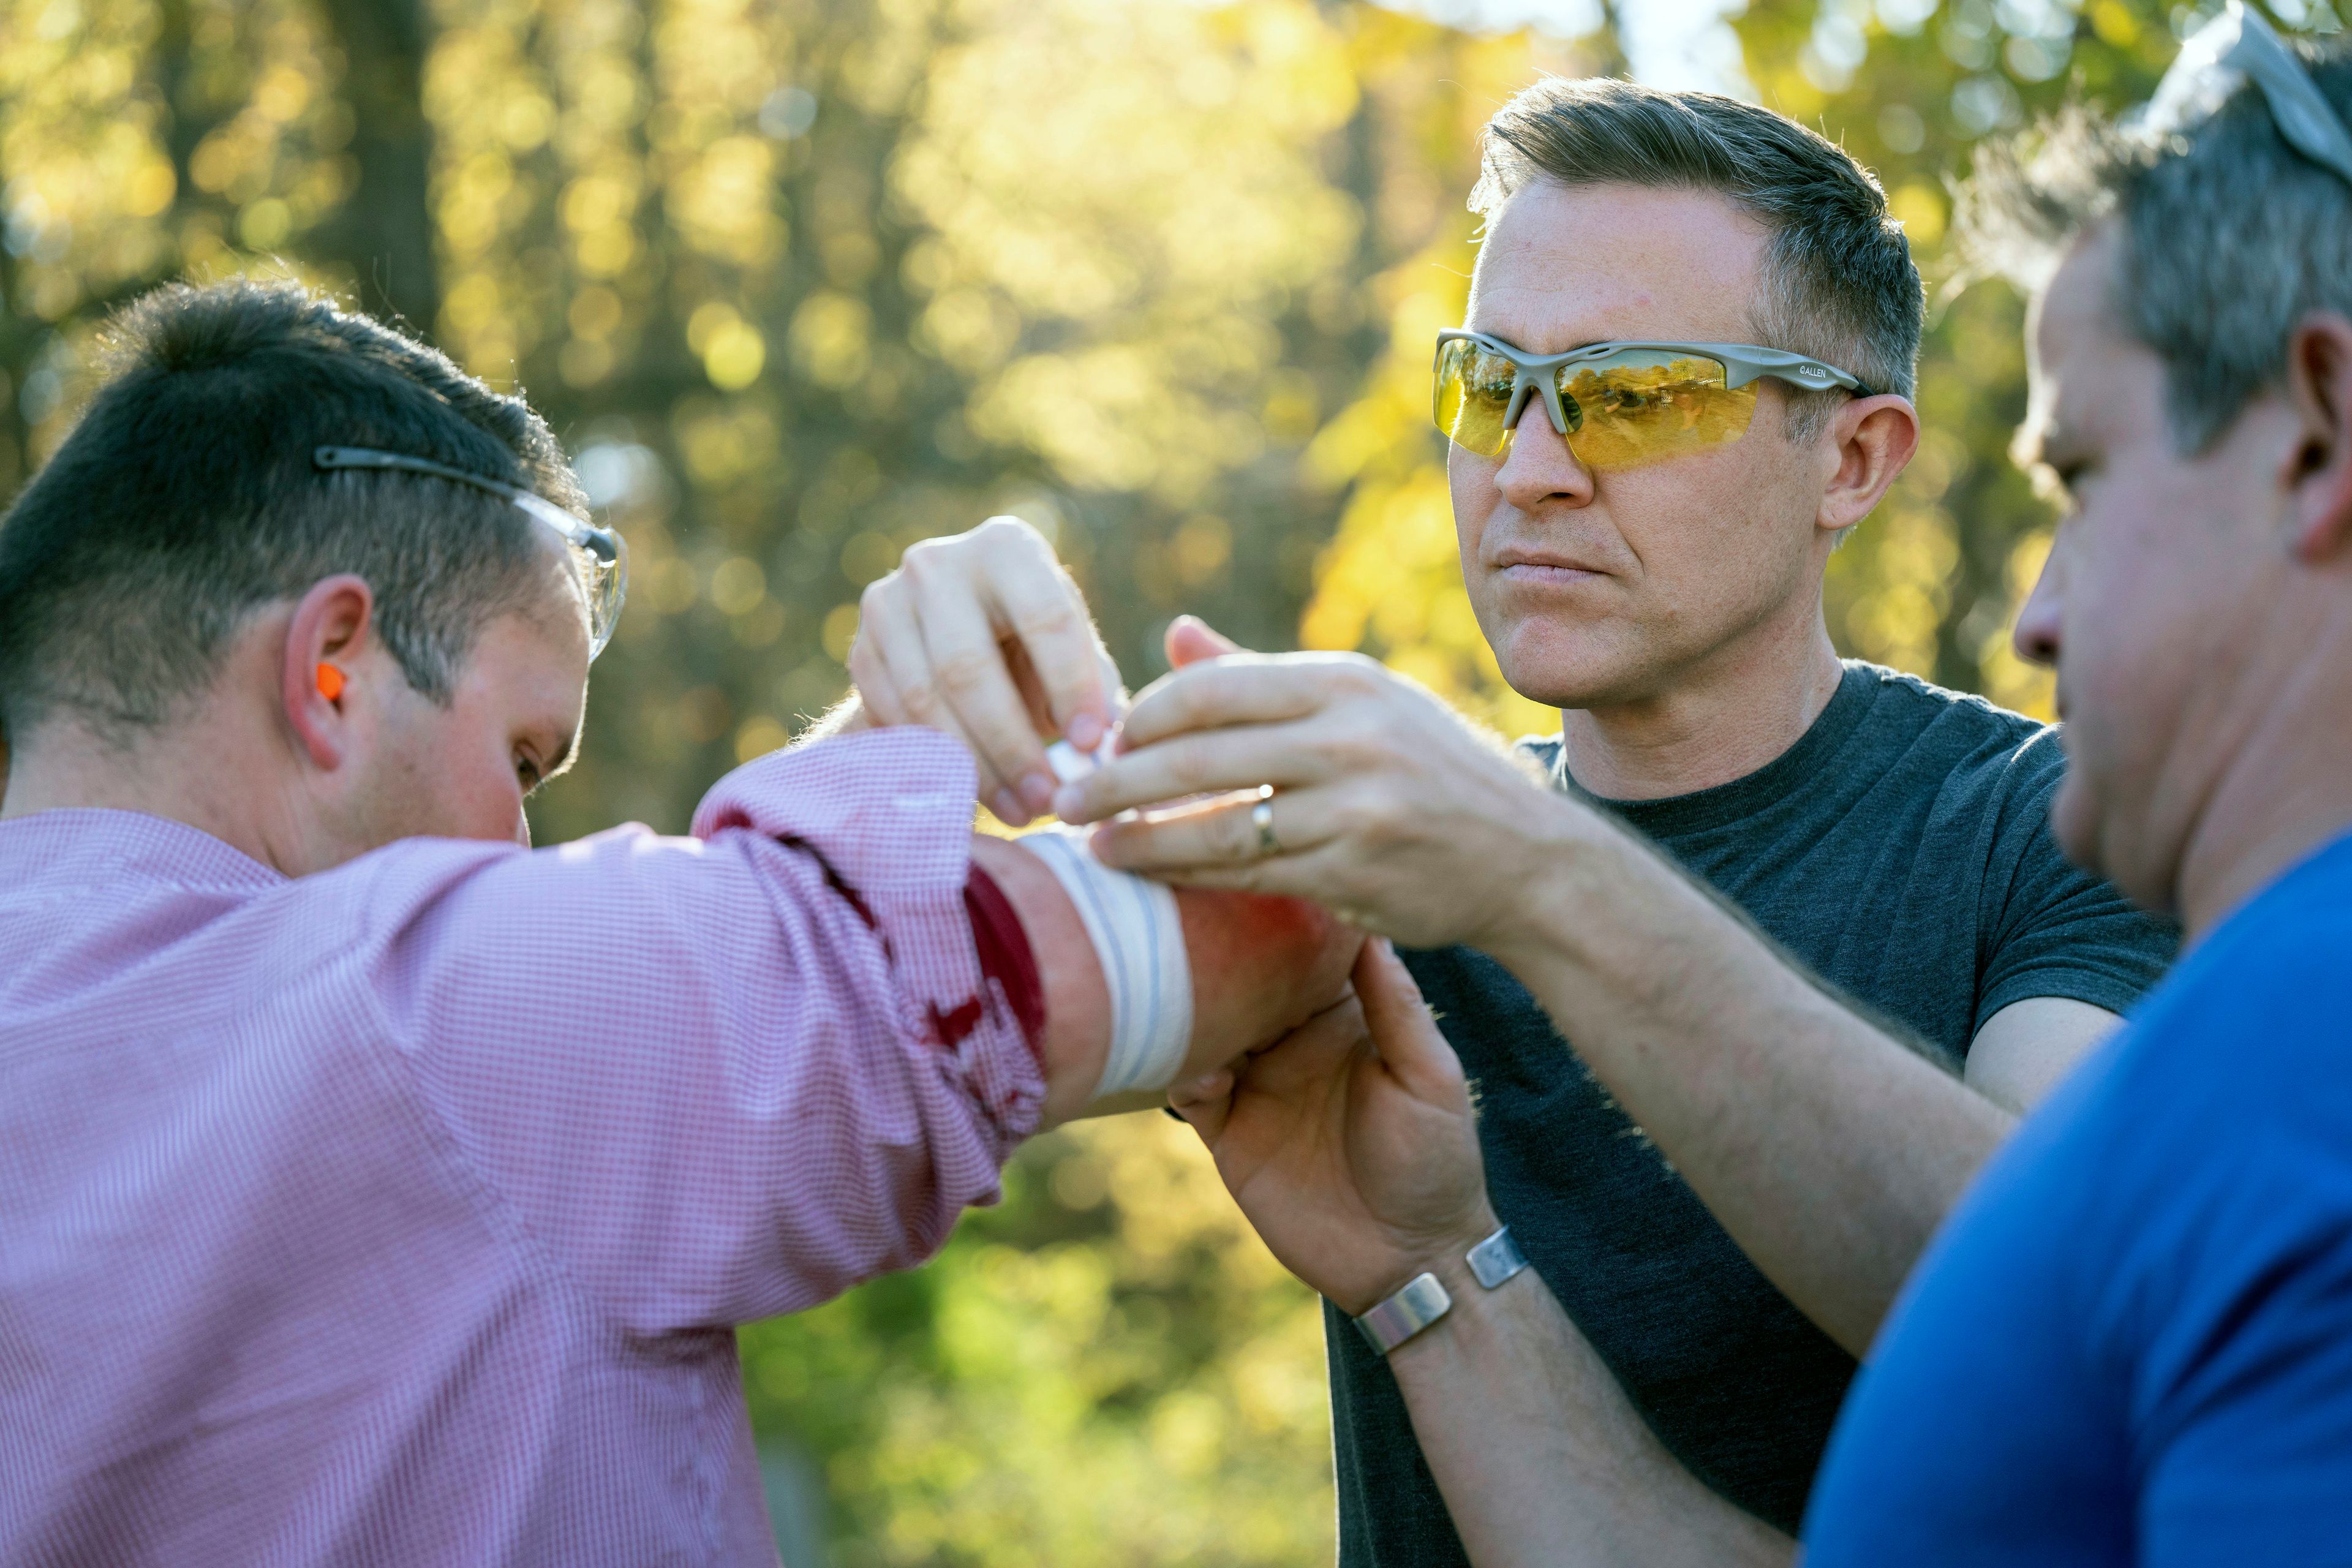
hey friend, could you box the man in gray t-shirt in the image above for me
[1330,666,2169,1555]
[839,80,2172,1567]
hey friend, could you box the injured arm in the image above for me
[970,829,1361,1128]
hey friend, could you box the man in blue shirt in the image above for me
[1802,9,2352,1560]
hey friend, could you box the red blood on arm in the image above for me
[967,835,1114,1126]
[1174,888,1360,1066]
[966,834,1362,1128]
[963,864,1044,1048]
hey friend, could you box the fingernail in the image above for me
[1019,772,1057,813]
[991,789,1029,825]
[1052,783,1085,821]
[1068,712,1104,751]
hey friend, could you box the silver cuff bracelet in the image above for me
[1353,1272,1451,1355]
[1351,1226,1531,1356]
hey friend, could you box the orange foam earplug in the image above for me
[315,663,345,702]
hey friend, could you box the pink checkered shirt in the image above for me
[0,729,1044,1566]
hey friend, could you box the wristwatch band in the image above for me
[1467,1225,1530,1289]
[1352,1272,1450,1355]
[1352,1226,1529,1356]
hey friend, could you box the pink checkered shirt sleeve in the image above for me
[366,727,1044,1333]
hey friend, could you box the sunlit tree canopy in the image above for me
[1,1,2323,1559]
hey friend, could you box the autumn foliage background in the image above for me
[0,0,2317,1560]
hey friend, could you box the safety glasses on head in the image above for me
[1432,331,1875,470]
[312,446,628,660]
[2134,0,2352,190]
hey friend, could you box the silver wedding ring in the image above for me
[1250,783,1280,858]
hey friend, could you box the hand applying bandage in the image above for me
[821,513,1362,1118]
[984,675,1355,1115]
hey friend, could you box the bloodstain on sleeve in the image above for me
[941,864,1044,1060]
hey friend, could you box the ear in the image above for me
[1815,393,1921,537]
[2281,311,2352,566]
[282,575,375,771]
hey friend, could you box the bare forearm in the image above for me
[971,835,1358,1128]
[1487,814,2015,1354]
[1389,1264,1791,1568]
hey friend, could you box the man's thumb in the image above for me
[1165,614,1247,669]
[1354,940,1458,1095]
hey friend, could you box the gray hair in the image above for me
[1471,77,1923,443]
[1954,37,2352,453]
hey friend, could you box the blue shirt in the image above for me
[1806,831,2352,1566]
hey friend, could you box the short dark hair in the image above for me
[1954,39,2352,454]
[1471,77,1924,440]
[0,280,585,746]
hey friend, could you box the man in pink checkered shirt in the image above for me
[0,282,1356,1566]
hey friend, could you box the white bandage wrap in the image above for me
[1019,826,1194,1099]
[1046,737,1116,783]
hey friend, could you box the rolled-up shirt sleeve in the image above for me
[363,728,1044,1335]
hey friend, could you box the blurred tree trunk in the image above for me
[155,0,233,243]
[311,0,440,333]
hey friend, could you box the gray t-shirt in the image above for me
[1328,662,2179,1559]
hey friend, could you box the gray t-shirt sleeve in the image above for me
[1972,732,2179,1036]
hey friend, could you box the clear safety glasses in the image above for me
[1432,331,1874,470]
[2135,1,2352,189]
[312,445,628,660]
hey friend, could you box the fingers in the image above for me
[997,639,1064,742]
[1352,941,1464,1103]
[1243,993,1370,1098]
[973,518,1115,750]
[1165,614,1248,669]
[1106,841,1394,935]
[1116,657,1340,753]
[905,552,1061,817]
[1167,1067,1236,1141]
[856,579,1029,812]
[1054,723,1336,824]
[856,516,1117,824]
[1088,785,1338,871]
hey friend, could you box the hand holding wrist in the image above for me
[1182,943,1500,1317]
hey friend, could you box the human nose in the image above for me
[1494,388,1595,511]
[2012,532,2067,669]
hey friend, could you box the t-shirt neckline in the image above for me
[1550,662,1884,841]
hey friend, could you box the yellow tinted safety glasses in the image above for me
[1433,331,1873,471]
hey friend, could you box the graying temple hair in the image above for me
[1469,76,1923,445]
[1954,38,2352,454]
